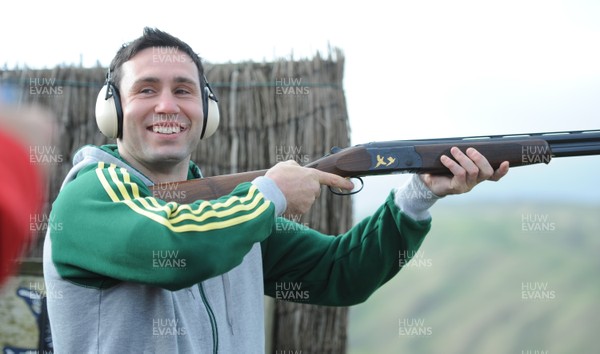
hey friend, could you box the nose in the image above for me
[154,90,180,115]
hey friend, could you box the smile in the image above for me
[147,122,189,135]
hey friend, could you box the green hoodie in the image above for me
[44,144,433,353]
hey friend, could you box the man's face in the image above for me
[116,47,203,169]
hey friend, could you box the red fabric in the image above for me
[0,128,44,284]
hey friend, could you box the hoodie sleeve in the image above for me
[50,162,275,291]
[262,191,432,306]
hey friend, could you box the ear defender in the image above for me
[200,76,220,139]
[94,71,220,139]
[95,71,123,139]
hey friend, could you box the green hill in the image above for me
[348,202,600,354]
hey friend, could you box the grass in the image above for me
[348,202,600,354]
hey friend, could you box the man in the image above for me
[44,28,509,353]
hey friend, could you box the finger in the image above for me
[489,161,510,182]
[451,147,479,186]
[315,170,355,191]
[440,153,466,185]
[465,147,494,181]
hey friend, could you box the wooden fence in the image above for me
[0,50,352,353]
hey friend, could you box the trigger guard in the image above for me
[329,177,364,196]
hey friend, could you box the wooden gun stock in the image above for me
[413,139,552,174]
[153,170,268,203]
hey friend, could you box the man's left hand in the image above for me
[420,147,509,197]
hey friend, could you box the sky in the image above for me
[2,0,599,210]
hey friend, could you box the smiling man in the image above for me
[43,28,508,353]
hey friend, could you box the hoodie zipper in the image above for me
[221,273,235,335]
[198,283,218,354]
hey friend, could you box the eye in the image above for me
[140,87,156,94]
[174,87,193,95]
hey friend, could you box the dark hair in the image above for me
[108,27,204,88]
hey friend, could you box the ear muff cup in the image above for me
[200,79,220,139]
[95,81,123,139]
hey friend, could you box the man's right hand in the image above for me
[265,160,354,216]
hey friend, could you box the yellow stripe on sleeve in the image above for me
[95,162,272,232]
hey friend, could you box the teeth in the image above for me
[152,125,181,134]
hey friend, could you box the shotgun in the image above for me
[151,129,600,203]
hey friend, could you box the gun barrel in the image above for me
[361,129,600,159]
[542,131,600,157]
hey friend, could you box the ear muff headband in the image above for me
[95,71,220,140]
